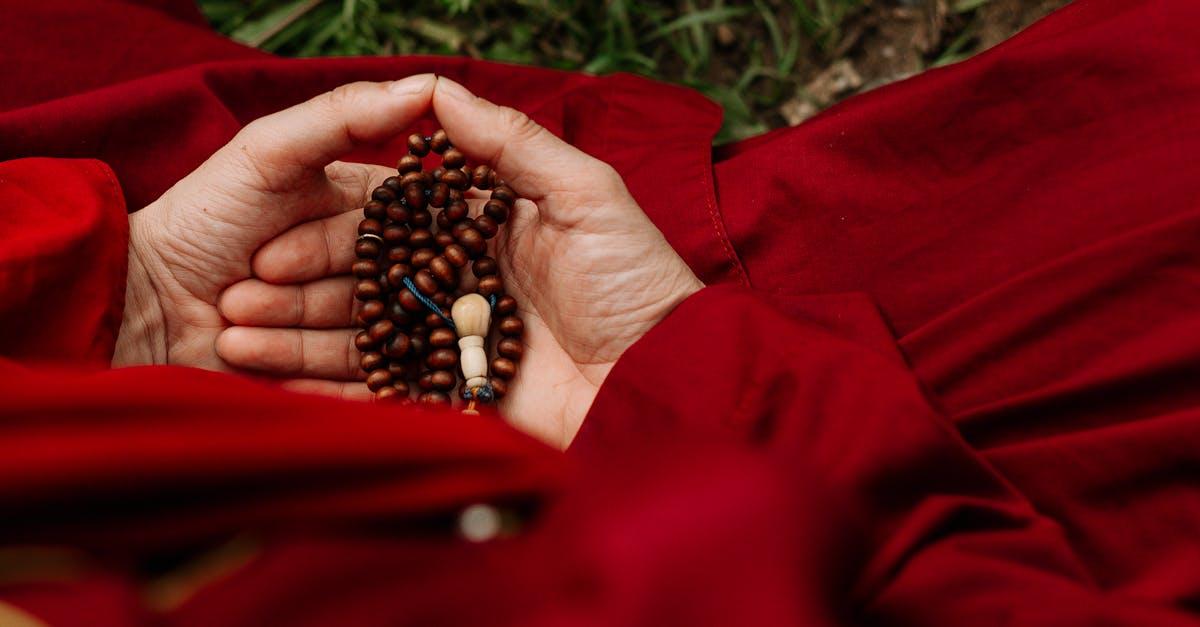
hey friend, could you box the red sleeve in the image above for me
[0,158,129,368]
[574,285,1195,625]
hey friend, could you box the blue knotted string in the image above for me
[402,276,456,330]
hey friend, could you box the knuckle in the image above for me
[323,82,369,112]
[500,106,542,142]
[590,159,625,190]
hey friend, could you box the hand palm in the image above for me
[495,186,700,443]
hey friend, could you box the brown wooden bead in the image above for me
[413,269,438,295]
[440,168,468,190]
[471,165,493,189]
[393,380,411,396]
[419,391,451,405]
[497,337,523,360]
[399,171,424,188]
[371,186,397,203]
[386,201,409,224]
[409,228,433,249]
[411,248,436,268]
[404,184,427,211]
[398,289,424,313]
[368,319,395,343]
[457,227,487,256]
[363,200,387,220]
[430,129,451,153]
[491,184,516,205]
[407,133,430,156]
[473,214,499,239]
[426,347,458,369]
[430,327,457,348]
[472,256,497,278]
[386,247,411,266]
[478,275,504,296]
[429,182,450,208]
[382,176,403,192]
[352,259,379,278]
[366,369,394,392]
[355,279,382,301]
[409,333,428,356]
[354,331,377,351]
[425,311,447,329]
[360,351,385,371]
[489,377,508,399]
[429,256,456,286]
[442,148,466,169]
[432,292,450,307]
[431,167,445,183]
[355,239,381,259]
[374,386,402,402]
[434,230,455,249]
[450,220,472,239]
[383,224,410,244]
[430,369,457,391]
[495,295,518,316]
[448,188,465,203]
[491,357,517,380]
[483,199,509,224]
[443,244,469,267]
[411,208,433,227]
[445,199,469,222]
[358,299,385,323]
[387,300,412,325]
[385,264,409,289]
[387,362,408,378]
[435,211,451,231]
[397,153,422,172]
[383,332,410,358]
[498,316,524,336]
[417,372,435,391]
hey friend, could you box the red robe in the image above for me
[1,0,1198,624]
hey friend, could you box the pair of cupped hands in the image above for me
[113,75,702,448]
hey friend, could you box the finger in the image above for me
[236,75,436,180]
[323,161,399,217]
[251,210,362,284]
[215,327,361,380]
[281,379,374,402]
[218,276,356,328]
[431,77,625,204]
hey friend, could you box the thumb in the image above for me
[229,74,436,185]
[431,76,625,204]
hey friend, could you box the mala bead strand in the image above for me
[352,128,523,410]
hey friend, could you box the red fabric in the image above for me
[1,0,1198,625]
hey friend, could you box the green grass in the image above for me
[198,0,869,143]
[198,0,1026,143]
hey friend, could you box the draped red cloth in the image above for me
[2,0,1198,624]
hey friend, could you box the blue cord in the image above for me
[401,276,456,330]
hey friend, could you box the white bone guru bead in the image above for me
[452,294,492,389]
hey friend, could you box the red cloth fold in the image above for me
[1,0,1198,625]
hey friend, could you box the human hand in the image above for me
[114,75,438,370]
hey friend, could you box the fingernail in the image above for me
[389,74,435,95]
[436,76,473,102]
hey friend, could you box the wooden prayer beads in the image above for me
[353,129,523,410]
